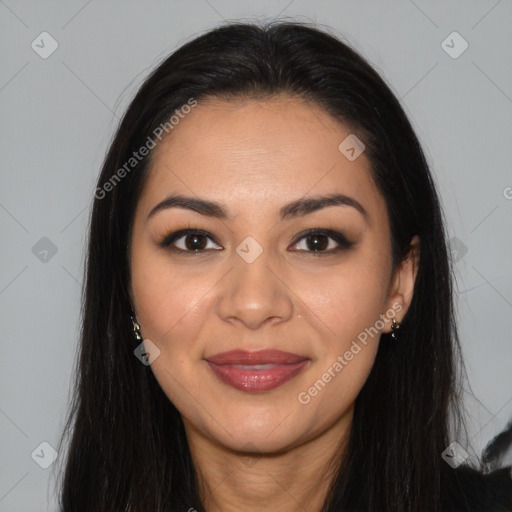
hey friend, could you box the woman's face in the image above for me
[130,96,415,454]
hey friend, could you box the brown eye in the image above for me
[303,233,330,251]
[181,233,208,251]
[290,229,354,254]
[158,229,222,253]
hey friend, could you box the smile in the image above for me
[205,349,310,392]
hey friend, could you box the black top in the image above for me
[446,465,512,511]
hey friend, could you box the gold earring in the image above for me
[131,315,142,341]
[390,317,401,340]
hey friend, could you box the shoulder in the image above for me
[443,464,512,511]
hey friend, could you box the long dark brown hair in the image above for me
[54,20,479,511]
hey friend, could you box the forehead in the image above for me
[138,96,385,223]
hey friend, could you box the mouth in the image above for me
[204,349,310,392]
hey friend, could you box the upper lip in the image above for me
[205,349,309,365]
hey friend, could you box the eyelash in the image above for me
[157,225,355,256]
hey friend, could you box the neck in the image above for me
[183,416,351,512]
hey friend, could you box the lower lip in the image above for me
[206,360,310,392]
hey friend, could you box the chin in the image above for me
[225,428,303,455]
[193,410,306,454]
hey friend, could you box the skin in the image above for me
[129,95,420,512]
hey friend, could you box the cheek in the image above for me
[130,247,216,413]
[292,251,389,396]
[297,259,389,350]
[293,270,385,423]
[131,242,212,341]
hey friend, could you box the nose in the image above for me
[216,250,295,330]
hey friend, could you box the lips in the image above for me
[205,349,310,392]
[206,349,308,365]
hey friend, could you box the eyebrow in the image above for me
[147,192,368,222]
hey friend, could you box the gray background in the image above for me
[1,0,511,510]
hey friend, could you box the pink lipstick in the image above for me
[205,349,310,392]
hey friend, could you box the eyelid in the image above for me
[157,227,221,250]
[289,228,354,252]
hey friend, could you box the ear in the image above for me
[382,235,420,334]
